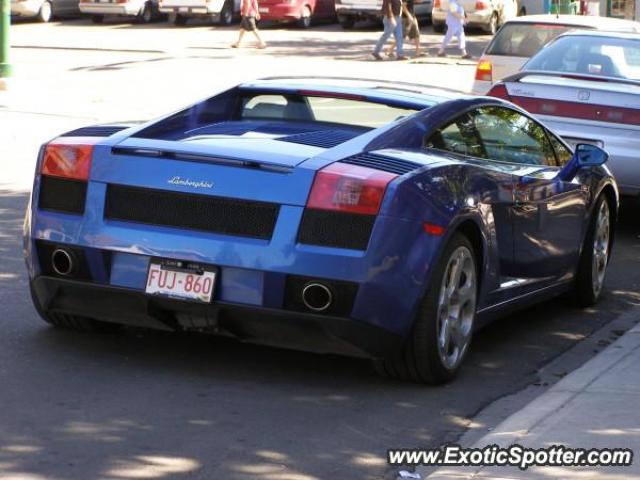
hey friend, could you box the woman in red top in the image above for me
[232,0,267,49]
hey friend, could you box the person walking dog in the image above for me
[372,0,408,61]
[231,0,267,49]
[437,0,471,59]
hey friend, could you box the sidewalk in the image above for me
[424,318,640,480]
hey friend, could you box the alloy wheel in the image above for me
[436,246,477,371]
[592,200,610,297]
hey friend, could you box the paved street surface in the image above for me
[0,19,639,480]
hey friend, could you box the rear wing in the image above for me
[502,70,640,88]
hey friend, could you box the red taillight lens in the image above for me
[434,0,440,8]
[307,163,397,216]
[475,0,488,8]
[486,83,511,100]
[41,138,99,181]
[475,58,493,82]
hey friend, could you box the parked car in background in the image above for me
[79,0,164,23]
[473,15,640,94]
[25,77,617,384]
[11,0,79,22]
[158,0,238,25]
[432,0,516,35]
[335,0,431,29]
[258,0,335,28]
[487,31,640,197]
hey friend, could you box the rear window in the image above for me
[525,34,640,80]
[486,23,581,57]
[240,94,420,128]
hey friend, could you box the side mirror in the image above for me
[557,143,609,182]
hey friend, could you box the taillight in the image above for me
[475,0,488,8]
[434,0,440,8]
[41,137,100,181]
[486,83,511,100]
[475,58,493,82]
[307,163,397,216]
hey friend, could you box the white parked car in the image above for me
[431,0,517,35]
[11,0,79,22]
[335,0,432,29]
[487,31,640,197]
[158,0,240,25]
[472,15,640,94]
[79,0,164,23]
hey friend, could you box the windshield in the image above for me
[525,34,640,80]
[486,23,580,57]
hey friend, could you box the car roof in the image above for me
[501,14,640,31]
[239,76,466,109]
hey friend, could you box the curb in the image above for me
[423,307,640,479]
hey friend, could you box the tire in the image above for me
[219,1,233,25]
[298,5,312,28]
[29,284,120,334]
[573,195,612,307]
[137,2,153,23]
[374,233,478,384]
[432,22,445,33]
[338,14,355,29]
[91,14,104,23]
[37,1,53,22]
[174,13,187,25]
[485,12,498,34]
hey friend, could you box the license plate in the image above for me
[258,7,268,12]
[146,259,216,303]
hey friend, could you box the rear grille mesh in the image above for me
[341,152,420,175]
[297,209,375,251]
[104,185,279,240]
[38,176,87,215]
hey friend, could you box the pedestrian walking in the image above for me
[386,3,421,58]
[372,0,407,61]
[231,0,267,49]
[437,0,471,59]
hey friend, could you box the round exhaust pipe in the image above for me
[302,283,333,313]
[51,249,74,276]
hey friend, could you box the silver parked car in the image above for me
[11,0,79,22]
[487,31,640,197]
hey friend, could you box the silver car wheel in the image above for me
[436,246,477,371]
[592,199,610,297]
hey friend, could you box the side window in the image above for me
[547,132,573,166]
[471,107,557,167]
[425,114,485,158]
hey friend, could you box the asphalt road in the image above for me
[2,193,639,480]
[1,20,640,480]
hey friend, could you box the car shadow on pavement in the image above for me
[1,190,638,480]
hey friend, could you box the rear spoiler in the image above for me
[502,70,640,88]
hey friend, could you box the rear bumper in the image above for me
[335,7,380,18]
[539,116,640,197]
[258,4,301,20]
[79,2,141,15]
[158,5,219,15]
[10,1,41,17]
[30,276,403,359]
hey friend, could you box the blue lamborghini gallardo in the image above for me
[24,77,617,383]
